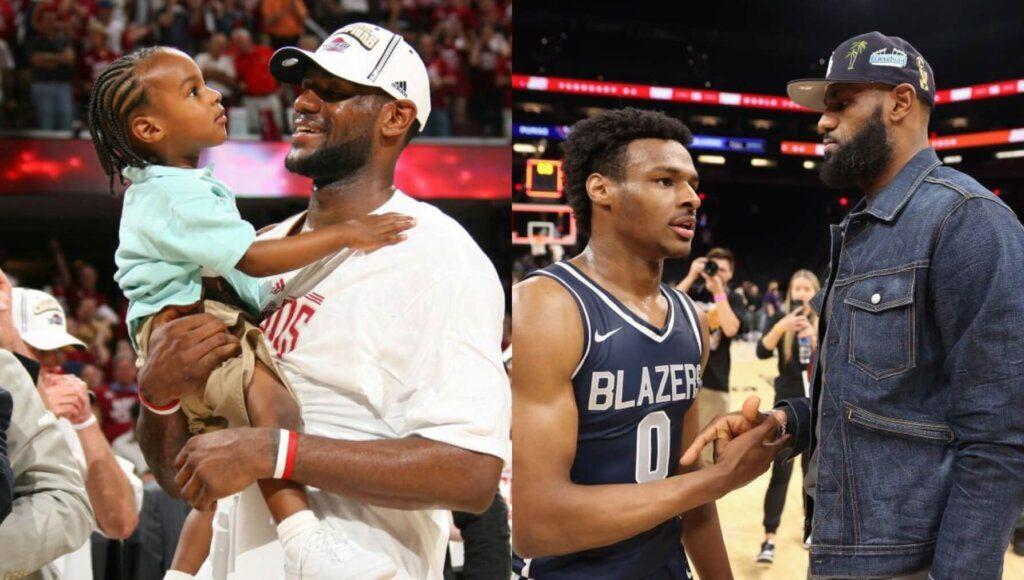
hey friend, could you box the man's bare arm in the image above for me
[137,410,190,497]
[135,311,239,495]
[75,420,139,538]
[290,435,502,513]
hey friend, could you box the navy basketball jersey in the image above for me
[514,261,704,580]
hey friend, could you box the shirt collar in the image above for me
[122,163,216,184]
[853,148,941,223]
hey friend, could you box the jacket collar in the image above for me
[851,147,941,223]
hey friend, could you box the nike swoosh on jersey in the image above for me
[594,327,622,343]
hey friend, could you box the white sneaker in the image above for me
[284,524,396,580]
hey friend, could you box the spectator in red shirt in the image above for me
[231,28,284,138]
[420,34,453,136]
[79,25,120,98]
[0,0,16,44]
[94,353,138,443]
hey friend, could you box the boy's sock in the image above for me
[277,509,320,554]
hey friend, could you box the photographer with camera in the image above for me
[676,248,745,465]
[752,269,820,564]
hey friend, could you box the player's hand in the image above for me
[335,212,416,251]
[714,414,791,492]
[175,427,276,511]
[138,310,239,407]
[680,396,770,466]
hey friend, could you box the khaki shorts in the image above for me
[135,299,298,435]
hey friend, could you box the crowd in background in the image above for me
[0,0,512,137]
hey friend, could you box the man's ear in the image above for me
[131,113,165,146]
[586,173,616,210]
[380,99,417,140]
[888,83,916,123]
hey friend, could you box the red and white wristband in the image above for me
[273,429,299,480]
[138,392,181,415]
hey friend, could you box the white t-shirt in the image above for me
[194,52,236,99]
[49,419,144,580]
[202,190,510,579]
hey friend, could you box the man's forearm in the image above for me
[513,466,728,559]
[681,502,732,580]
[77,424,139,538]
[138,409,190,497]
[676,274,697,294]
[291,435,502,513]
[715,295,741,337]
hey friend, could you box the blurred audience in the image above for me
[195,32,237,104]
[95,353,139,443]
[27,8,76,131]
[0,0,510,137]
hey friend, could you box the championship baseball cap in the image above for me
[269,22,431,131]
[11,288,86,351]
[787,31,935,112]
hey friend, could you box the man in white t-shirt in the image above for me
[195,33,237,103]
[135,23,509,579]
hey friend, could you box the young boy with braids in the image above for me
[88,46,406,579]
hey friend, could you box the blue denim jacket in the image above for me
[778,148,1024,579]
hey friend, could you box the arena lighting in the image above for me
[515,74,1024,110]
[513,74,809,111]
[750,158,776,167]
[943,155,963,164]
[512,124,768,153]
[839,197,850,207]
[513,143,539,154]
[803,160,817,170]
[994,149,1024,159]
[697,155,726,165]
[783,126,1024,156]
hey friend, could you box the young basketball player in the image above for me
[512,108,789,579]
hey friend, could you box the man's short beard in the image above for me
[819,105,892,190]
[285,130,373,188]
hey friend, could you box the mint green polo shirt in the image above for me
[114,164,265,346]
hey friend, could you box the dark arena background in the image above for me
[512,1,1024,577]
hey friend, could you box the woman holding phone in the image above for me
[753,269,820,564]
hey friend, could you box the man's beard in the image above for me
[819,106,892,189]
[285,129,373,188]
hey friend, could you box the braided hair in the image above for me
[87,46,162,194]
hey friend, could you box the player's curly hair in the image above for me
[562,108,693,238]
[87,47,163,194]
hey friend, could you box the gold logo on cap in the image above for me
[916,56,930,91]
[33,298,60,315]
[343,24,380,50]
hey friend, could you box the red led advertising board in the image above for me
[0,139,510,200]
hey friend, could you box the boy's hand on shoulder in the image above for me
[335,212,417,251]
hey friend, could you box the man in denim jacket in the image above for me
[685,32,1024,579]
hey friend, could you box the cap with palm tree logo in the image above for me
[787,31,935,112]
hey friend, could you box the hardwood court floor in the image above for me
[708,340,1024,579]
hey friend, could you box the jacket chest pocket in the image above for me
[843,269,916,380]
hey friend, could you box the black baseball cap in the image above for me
[787,31,935,112]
